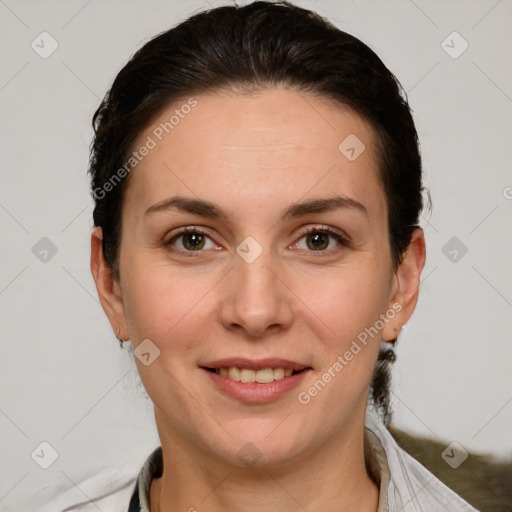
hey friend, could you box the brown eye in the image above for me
[306,231,329,250]
[295,227,349,252]
[181,232,205,250]
[166,228,216,253]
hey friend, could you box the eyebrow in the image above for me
[143,194,368,220]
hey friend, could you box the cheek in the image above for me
[293,262,392,348]
[122,262,220,408]
[294,268,390,413]
[121,257,219,347]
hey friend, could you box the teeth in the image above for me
[215,366,299,383]
[227,367,241,381]
[273,368,284,380]
[240,368,256,383]
[255,368,274,384]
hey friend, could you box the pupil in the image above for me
[309,232,327,250]
[185,233,203,249]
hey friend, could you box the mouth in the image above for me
[202,366,306,383]
[200,359,312,403]
[200,357,312,386]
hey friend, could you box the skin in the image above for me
[91,88,426,512]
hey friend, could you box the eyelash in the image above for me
[165,225,350,256]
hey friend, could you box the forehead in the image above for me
[123,88,386,225]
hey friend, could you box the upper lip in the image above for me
[201,357,310,371]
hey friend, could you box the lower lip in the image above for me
[201,368,311,403]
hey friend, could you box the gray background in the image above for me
[1,0,511,510]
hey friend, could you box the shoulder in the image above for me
[365,410,481,512]
[55,447,162,512]
[57,478,137,512]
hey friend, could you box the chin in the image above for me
[204,421,311,469]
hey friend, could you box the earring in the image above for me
[116,328,124,349]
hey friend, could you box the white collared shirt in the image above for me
[50,409,480,511]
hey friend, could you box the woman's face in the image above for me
[93,88,421,468]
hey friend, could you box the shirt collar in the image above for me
[129,425,390,512]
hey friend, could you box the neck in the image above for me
[150,409,379,512]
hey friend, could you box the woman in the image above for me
[89,1,479,510]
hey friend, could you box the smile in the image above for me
[207,366,299,383]
[200,358,311,403]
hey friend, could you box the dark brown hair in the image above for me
[88,0,426,423]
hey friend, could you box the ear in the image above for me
[90,226,129,340]
[382,227,426,342]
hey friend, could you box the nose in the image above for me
[219,247,294,339]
